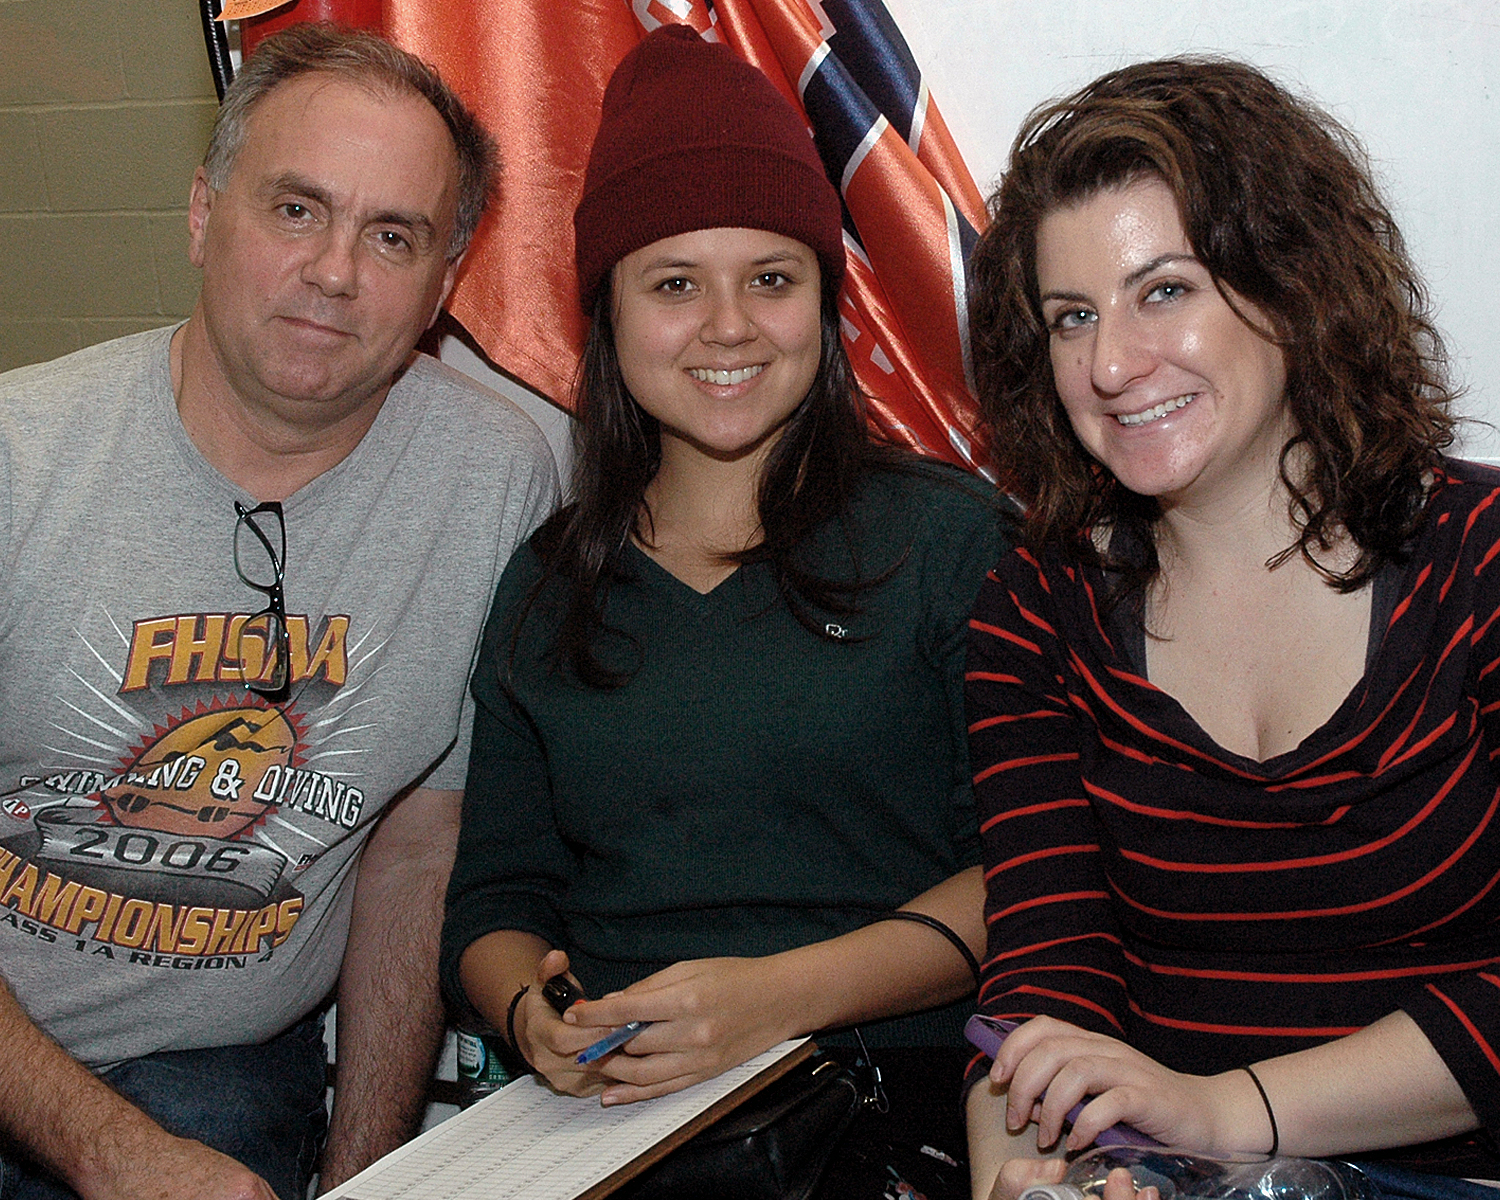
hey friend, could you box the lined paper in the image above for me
[323,1039,812,1200]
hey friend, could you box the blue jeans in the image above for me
[1354,1162,1500,1200]
[0,1012,329,1200]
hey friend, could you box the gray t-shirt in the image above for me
[0,327,558,1066]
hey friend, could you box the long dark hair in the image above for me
[528,278,898,688]
[970,58,1457,600]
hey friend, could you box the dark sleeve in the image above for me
[439,550,576,1019]
[1396,477,1500,1138]
[917,475,1020,871]
[963,549,1129,1086]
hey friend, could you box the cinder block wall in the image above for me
[0,2,219,372]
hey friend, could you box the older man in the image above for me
[0,25,556,1200]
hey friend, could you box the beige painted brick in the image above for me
[118,3,219,102]
[40,102,215,212]
[0,111,45,211]
[0,0,124,106]
[0,213,161,319]
[0,320,82,373]
[150,212,202,316]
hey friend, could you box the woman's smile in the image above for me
[686,364,765,387]
[1113,392,1197,427]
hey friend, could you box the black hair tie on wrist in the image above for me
[867,910,982,986]
[506,984,534,1073]
[1241,1064,1279,1157]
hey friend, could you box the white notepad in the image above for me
[323,1038,813,1200]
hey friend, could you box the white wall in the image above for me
[446,0,1500,469]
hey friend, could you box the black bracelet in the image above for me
[1241,1065,1279,1157]
[867,910,981,986]
[506,984,533,1072]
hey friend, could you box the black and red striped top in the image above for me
[965,458,1500,1147]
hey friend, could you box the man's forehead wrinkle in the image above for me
[253,167,443,252]
[262,172,333,207]
[282,70,462,184]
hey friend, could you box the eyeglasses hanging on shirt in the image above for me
[232,500,292,703]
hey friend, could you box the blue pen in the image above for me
[577,1020,652,1064]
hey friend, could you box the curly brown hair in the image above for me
[970,57,1456,592]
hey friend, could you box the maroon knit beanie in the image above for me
[574,24,845,311]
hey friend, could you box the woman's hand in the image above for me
[989,1162,1153,1200]
[992,1017,1264,1156]
[989,1155,1067,1200]
[513,950,611,1097]
[560,956,797,1106]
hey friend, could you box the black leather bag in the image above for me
[612,1052,872,1200]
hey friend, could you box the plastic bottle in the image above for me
[455,1029,514,1107]
[1019,1145,1375,1200]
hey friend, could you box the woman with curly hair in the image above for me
[962,58,1498,1198]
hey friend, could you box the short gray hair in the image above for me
[203,23,497,259]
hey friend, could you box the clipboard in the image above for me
[323,1038,815,1200]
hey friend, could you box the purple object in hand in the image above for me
[965,1014,1162,1149]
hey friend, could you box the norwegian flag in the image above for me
[385,0,993,476]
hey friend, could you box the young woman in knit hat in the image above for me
[440,23,1011,1179]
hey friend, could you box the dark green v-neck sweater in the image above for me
[442,463,1013,1046]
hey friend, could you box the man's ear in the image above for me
[425,251,465,331]
[187,168,215,269]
